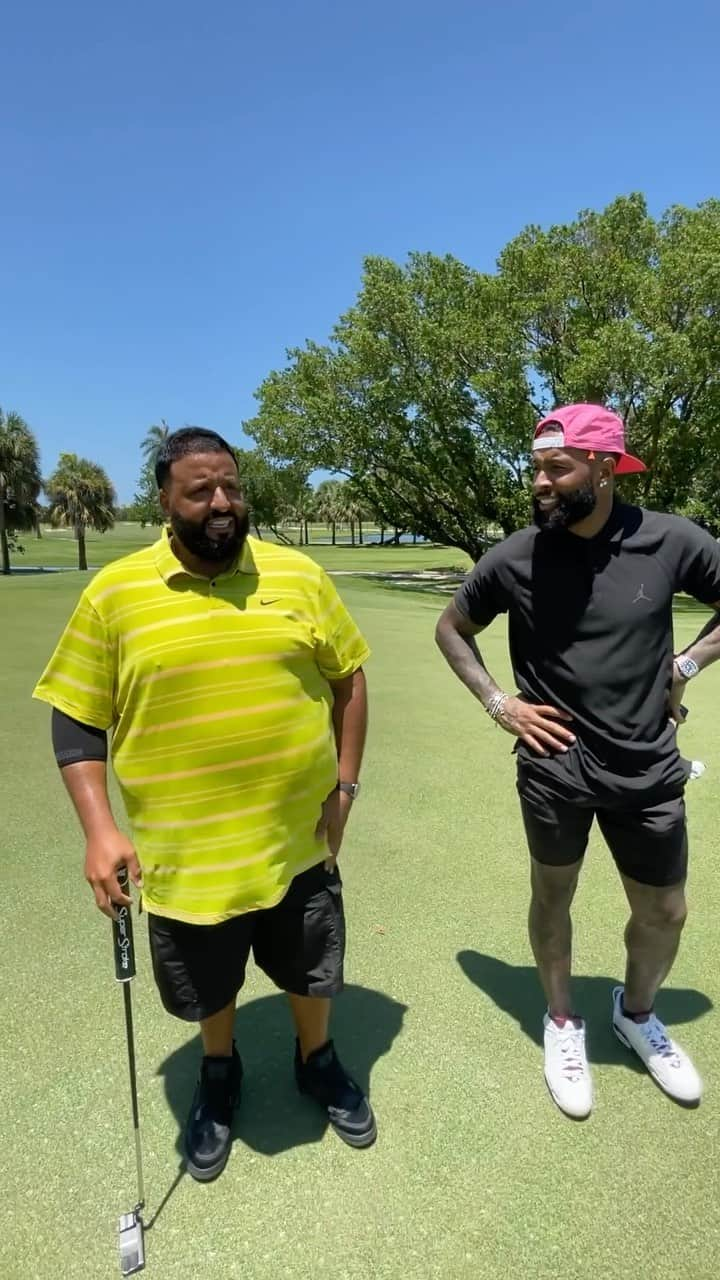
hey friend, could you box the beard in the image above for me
[533,481,597,532]
[170,509,250,563]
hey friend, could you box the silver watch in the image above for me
[336,781,361,800]
[675,654,700,681]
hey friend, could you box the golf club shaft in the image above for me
[122,979,145,1210]
[113,868,145,1212]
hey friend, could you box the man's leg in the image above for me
[528,857,583,1018]
[519,787,592,1013]
[518,787,594,1118]
[148,914,250,1180]
[620,875,687,1013]
[599,798,701,1103]
[287,993,330,1062]
[254,864,376,1146]
[201,997,237,1057]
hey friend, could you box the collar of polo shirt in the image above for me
[153,525,256,583]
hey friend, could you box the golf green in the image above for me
[2,538,719,1279]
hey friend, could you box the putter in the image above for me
[112,868,146,1276]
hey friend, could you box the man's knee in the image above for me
[529,858,582,911]
[629,884,687,931]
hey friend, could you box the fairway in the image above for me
[13,523,472,574]
[3,532,720,1279]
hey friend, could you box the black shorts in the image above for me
[148,863,345,1022]
[518,772,688,888]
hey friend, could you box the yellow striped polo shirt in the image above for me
[33,531,370,924]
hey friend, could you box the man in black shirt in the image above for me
[436,403,720,1118]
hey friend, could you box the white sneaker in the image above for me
[688,760,706,781]
[543,1014,593,1118]
[612,986,703,1104]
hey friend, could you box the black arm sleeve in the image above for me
[51,707,108,768]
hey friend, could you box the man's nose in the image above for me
[210,487,232,511]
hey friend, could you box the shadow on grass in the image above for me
[457,951,712,1067]
[2,564,81,574]
[156,983,406,1165]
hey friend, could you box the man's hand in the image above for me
[668,664,689,727]
[315,788,354,871]
[85,828,142,920]
[497,696,575,756]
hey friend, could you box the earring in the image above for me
[599,479,608,489]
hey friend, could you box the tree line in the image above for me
[0,413,396,575]
[246,193,720,558]
[131,422,401,545]
[0,409,115,574]
[5,192,719,574]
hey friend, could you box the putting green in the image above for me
[2,547,719,1279]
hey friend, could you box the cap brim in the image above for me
[614,453,646,475]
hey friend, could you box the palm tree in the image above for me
[45,453,116,570]
[300,486,317,547]
[286,482,316,546]
[315,479,345,545]
[141,419,171,466]
[134,421,171,528]
[344,483,367,547]
[0,409,42,575]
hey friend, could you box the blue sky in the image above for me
[2,0,718,501]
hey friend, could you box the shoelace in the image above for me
[636,1015,681,1064]
[557,1030,587,1081]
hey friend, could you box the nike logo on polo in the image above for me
[260,598,280,606]
[632,584,652,603]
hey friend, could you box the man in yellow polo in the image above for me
[34,426,375,1180]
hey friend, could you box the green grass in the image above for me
[3,565,720,1278]
[8,523,471,574]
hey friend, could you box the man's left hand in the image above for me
[668,663,689,726]
[315,788,354,871]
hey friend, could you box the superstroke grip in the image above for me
[112,867,136,983]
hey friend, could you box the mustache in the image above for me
[170,509,250,560]
[533,483,597,531]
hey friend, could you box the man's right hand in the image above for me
[84,829,142,920]
[497,696,575,756]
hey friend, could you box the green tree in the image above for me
[497,194,720,515]
[0,409,42,575]
[247,195,720,554]
[285,481,316,546]
[247,253,532,560]
[314,478,345,544]
[141,419,171,464]
[133,459,164,527]
[343,480,369,546]
[45,453,116,570]
[234,448,310,542]
[132,419,171,527]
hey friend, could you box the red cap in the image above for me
[533,403,646,476]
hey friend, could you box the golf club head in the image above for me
[118,1212,145,1275]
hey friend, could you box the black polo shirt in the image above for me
[455,503,720,802]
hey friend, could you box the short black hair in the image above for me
[155,427,237,489]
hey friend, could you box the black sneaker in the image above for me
[184,1044,243,1182]
[295,1039,377,1148]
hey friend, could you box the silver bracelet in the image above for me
[485,692,509,723]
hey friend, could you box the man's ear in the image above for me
[600,455,617,482]
[159,488,170,518]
